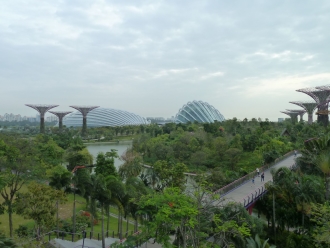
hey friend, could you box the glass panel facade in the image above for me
[175,101,225,123]
[62,108,148,127]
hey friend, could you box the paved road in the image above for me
[222,154,298,206]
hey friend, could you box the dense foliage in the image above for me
[0,119,329,247]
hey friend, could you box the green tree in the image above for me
[118,149,143,180]
[47,165,72,191]
[310,202,330,247]
[225,148,242,170]
[137,187,198,248]
[95,150,118,177]
[47,165,71,237]
[153,160,188,190]
[246,234,275,248]
[0,137,44,237]
[92,174,111,248]
[15,182,67,240]
[314,151,330,200]
[105,175,125,238]
[0,232,17,248]
[64,145,93,171]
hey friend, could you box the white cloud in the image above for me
[153,68,198,78]
[200,71,224,80]
[241,73,330,97]
[0,1,82,46]
[84,0,122,29]
[239,50,316,63]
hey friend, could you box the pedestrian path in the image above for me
[221,154,298,206]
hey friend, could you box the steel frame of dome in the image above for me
[62,107,148,127]
[175,100,225,123]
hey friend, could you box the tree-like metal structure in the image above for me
[49,111,72,129]
[25,104,58,133]
[289,101,318,124]
[281,111,299,124]
[69,106,99,136]
[285,109,306,122]
[296,86,330,126]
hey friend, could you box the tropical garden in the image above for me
[0,118,329,247]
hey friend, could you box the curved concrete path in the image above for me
[222,154,298,205]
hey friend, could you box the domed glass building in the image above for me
[175,100,225,123]
[62,107,149,127]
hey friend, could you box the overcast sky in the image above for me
[1,0,330,121]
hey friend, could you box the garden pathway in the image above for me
[220,154,298,206]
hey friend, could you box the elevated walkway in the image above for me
[214,151,297,212]
[49,237,119,248]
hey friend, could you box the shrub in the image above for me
[14,225,29,238]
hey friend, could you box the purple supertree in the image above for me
[289,101,318,124]
[285,109,306,122]
[69,106,99,136]
[25,104,58,133]
[49,111,72,129]
[296,86,330,126]
[281,111,299,124]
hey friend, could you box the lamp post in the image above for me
[82,230,86,248]
[71,165,95,241]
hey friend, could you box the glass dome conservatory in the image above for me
[175,100,225,123]
[62,107,148,127]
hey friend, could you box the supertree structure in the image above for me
[25,104,58,133]
[69,106,99,136]
[285,109,306,122]
[296,86,330,126]
[281,111,299,124]
[289,101,318,124]
[49,111,72,129]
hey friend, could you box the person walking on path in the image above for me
[256,167,260,177]
[294,150,297,157]
[251,177,255,187]
[261,172,264,182]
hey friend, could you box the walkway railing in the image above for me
[17,229,135,247]
[240,186,268,208]
[213,150,294,197]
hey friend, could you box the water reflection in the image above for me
[85,141,132,169]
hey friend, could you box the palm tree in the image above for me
[118,149,143,180]
[314,151,330,200]
[246,234,276,248]
[265,168,294,241]
[125,177,150,233]
[86,175,101,237]
[105,175,125,238]
[292,174,324,230]
[47,166,71,238]
[92,174,111,248]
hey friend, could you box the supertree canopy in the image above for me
[25,104,58,133]
[281,111,299,124]
[289,101,318,124]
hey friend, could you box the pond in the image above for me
[85,140,132,169]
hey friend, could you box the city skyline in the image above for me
[2,1,330,121]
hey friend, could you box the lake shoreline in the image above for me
[83,139,133,145]
[85,140,132,168]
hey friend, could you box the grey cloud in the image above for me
[1,0,330,120]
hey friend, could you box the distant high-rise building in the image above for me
[278,118,284,122]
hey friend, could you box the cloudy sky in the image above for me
[1,0,330,121]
